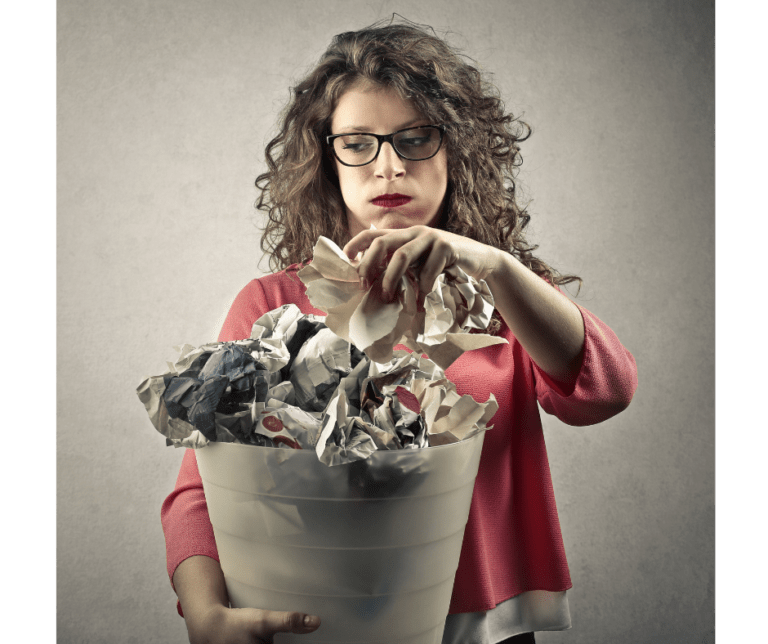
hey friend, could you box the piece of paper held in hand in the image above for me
[297,236,507,369]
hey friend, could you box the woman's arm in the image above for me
[344,226,584,382]
[159,276,326,643]
[482,249,584,382]
[173,555,320,644]
[164,454,322,643]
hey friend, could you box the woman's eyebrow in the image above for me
[335,119,428,133]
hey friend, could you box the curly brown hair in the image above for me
[255,18,581,291]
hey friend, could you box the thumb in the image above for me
[251,609,321,637]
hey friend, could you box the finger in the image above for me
[380,234,437,297]
[344,230,393,290]
[343,228,389,260]
[252,609,321,637]
[356,230,418,289]
[418,236,453,294]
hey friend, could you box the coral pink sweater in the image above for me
[161,266,637,615]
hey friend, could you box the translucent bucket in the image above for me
[196,431,486,644]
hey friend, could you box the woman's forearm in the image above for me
[173,555,229,619]
[172,555,322,643]
[484,250,585,383]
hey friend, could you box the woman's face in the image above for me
[330,83,448,238]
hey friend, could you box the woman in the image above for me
[162,20,637,644]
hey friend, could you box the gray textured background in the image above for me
[57,0,714,642]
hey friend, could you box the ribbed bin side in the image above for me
[215,529,467,595]
[202,480,477,548]
[196,432,486,643]
[227,578,455,643]
[273,626,445,644]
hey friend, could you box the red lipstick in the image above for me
[372,193,412,208]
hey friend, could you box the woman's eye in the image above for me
[342,140,374,153]
[399,137,430,148]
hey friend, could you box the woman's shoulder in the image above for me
[234,263,324,316]
[220,264,322,342]
[252,264,312,303]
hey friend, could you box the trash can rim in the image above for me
[196,428,486,458]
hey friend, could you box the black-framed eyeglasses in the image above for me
[326,125,445,167]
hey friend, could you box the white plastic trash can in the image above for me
[196,431,486,644]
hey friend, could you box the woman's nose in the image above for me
[374,142,405,179]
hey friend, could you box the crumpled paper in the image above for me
[297,236,508,369]
[314,348,496,465]
[137,307,328,450]
[137,337,281,450]
[138,271,501,464]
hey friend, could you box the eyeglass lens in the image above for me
[332,127,441,166]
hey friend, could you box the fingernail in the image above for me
[304,615,319,627]
[360,278,369,291]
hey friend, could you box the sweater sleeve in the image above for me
[160,450,219,616]
[533,299,638,426]
[160,278,273,616]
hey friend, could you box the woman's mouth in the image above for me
[372,194,412,208]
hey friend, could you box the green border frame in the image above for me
[712,0,768,643]
[0,0,55,643]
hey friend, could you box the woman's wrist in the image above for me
[482,251,530,327]
[185,602,228,644]
[482,248,522,298]
[481,249,585,382]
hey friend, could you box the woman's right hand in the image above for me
[185,603,321,644]
[174,556,321,644]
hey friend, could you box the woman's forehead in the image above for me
[331,83,425,132]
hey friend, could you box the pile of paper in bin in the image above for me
[137,237,507,466]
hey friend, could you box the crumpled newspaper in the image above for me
[297,236,508,369]
[314,348,496,465]
[137,301,499,464]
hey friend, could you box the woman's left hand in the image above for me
[343,224,586,383]
[342,225,502,299]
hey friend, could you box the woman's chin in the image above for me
[383,220,413,230]
[375,210,438,230]
[347,210,439,236]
